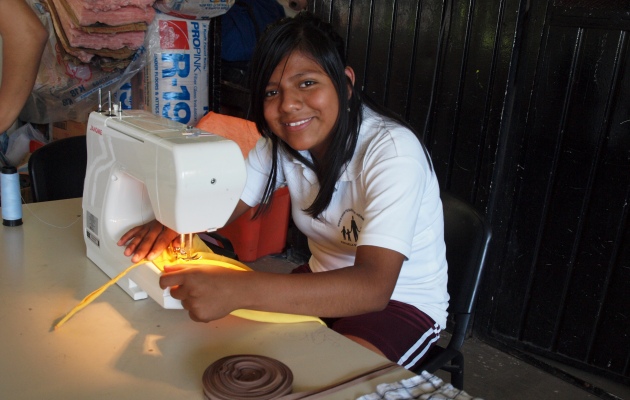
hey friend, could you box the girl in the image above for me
[120,12,448,370]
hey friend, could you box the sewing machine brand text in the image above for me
[90,125,103,135]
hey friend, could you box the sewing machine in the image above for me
[82,108,246,309]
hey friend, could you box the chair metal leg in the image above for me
[450,352,465,389]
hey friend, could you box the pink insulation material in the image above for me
[65,0,155,26]
[51,0,145,50]
[81,0,155,12]
[63,46,96,63]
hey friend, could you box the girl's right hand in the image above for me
[117,220,179,263]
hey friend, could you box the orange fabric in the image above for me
[196,112,260,158]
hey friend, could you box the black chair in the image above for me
[412,190,492,389]
[28,136,87,202]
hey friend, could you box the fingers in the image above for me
[188,312,204,323]
[148,226,178,260]
[160,266,187,289]
[130,221,164,262]
[118,220,177,262]
[163,265,186,273]
[117,224,145,247]
[162,271,211,322]
[118,222,157,260]
[160,266,232,323]
[184,299,223,323]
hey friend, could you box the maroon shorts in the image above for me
[291,264,441,370]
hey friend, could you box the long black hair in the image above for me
[248,12,362,219]
[248,12,430,219]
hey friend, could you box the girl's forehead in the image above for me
[273,50,326,76]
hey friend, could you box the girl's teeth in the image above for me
[288,118,309,126]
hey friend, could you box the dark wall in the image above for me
[309,0,630,384]
[488,1,630,384]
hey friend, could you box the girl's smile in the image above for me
[284,117,313,127]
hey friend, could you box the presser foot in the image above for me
[171,233,202,261]
[170,244,202,261]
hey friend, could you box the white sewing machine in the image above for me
[82,108,246,309]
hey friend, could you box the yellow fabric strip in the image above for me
[54,260,145,330]
[54,235,324,330]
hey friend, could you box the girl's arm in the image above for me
[160,244,405,322]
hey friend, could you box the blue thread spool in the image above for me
[1,166,23,226]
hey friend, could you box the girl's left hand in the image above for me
[159,265,245,322]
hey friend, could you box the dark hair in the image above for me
[247,12,429,218]
[248,12,362,218]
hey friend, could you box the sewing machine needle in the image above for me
[179,233,195,259]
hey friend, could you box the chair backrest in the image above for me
[28,136,87,202]
[441,190,492,349]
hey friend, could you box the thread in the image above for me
[1,166,23,226]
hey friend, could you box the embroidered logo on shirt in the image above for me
[338,210,364,246]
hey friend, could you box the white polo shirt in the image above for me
[241,106,449,328]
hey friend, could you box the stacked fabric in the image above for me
[43,0,156,70]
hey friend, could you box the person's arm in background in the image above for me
[0,0,47,134]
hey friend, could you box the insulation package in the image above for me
[144,13,210,126]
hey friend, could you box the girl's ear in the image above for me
[344,66,356,99]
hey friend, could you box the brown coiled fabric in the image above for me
[202,355,293,399]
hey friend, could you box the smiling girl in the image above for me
[120,12,448,370]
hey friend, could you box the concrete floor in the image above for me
[434,333,629,400]
[247,254,629,400]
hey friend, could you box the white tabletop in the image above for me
[0,198,414,399]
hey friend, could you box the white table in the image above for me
[0,198,414,399]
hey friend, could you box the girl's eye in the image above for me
[300,80,316,88]
[264,90,278,98]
